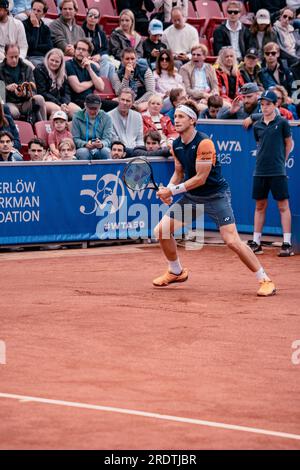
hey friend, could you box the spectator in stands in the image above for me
[49,0,85,57]
[27,137,48,161]
[34,48,80,119]
[199,95,224,119]
[12,1,32,20]
[81,7,116,80]
[161,7,199,68]
[213,1,254,59]
[109,9,144,63]
[129,129,171,157]
[152,0,188,26]
[154,49,184,99]
[238,47,262,87]
[48,110,73,158]
[108,87,144,149]
[0,130,23,161]
[23,0,53,66]
[258,42,294,95]
[72,94,112,160]
[273,7,300,66]
[0,0,28,62]
[249,9,278,61]
[0,101,21,154]
[215,46,245,105]
[217,82,261,126]
[165,87,187,124]
[179,44,219,109]
[116,0,155,37]
[0,43,47,122]
[58,138,77,160]
[111,140,127,159]
[143,19,167,69]
[142,94,178,147]
[111,47,155,113]
[270,84,297,119]
[66,39,105,108]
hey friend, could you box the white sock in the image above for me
[283,233,292,244]
[255,267,270,282]
[168,258,182,275]
[253,232,262,245]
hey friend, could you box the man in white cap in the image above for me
[142,18,167,69]
[152,100,276,296]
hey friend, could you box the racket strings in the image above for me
[123,160,152,190]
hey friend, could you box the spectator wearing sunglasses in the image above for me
[273,8,300,66]
[82,8,115,80]
[258,42,294,95]
[153,49,184,99]
[213,1,254,59]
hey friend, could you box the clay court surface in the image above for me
[0,242,299,450]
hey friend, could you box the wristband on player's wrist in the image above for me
[167,183,187,196]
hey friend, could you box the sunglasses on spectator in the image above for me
[88,13,99,18]
[160,57,170,61]
[265,51,277,56]
[227,10,240,14]
[282,14,293,20]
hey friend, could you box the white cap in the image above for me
[256,9,271,25]
[52,110,68,121]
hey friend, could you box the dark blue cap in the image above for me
[258,90,278,104]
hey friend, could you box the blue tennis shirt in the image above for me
[253,115,292,176]
[172,131,228,197]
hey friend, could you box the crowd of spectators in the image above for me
[1,0,300,163]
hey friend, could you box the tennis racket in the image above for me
[121,157,160,191]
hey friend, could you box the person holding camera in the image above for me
[0,43,46,123]
[142,19,167,69]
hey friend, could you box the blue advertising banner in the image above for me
[0,160,173,245]
[0,122,299,245]
[197,120,300,234]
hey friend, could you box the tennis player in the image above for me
[153,100,276,296]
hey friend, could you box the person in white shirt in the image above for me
[161,7,199,68]
[108,87,144,149]
[0,0,28,62]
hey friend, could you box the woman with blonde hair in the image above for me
[215,46,244,105]
[142,94,178,147]
[109,9,144,62]
[34,48,80,118]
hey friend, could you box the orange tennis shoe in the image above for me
[153,268,189,287]
[257,279,276,297]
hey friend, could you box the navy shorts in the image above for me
[252,176,289,201]
[166,189,235,228]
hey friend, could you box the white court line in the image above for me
[0,392,300,442]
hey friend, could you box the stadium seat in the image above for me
[187,2,206,34]
[99,16,120,36]
[75,0,87,24]
[94,77,116,100]
[14,121,35,160]
[34,121,53,147]
[199,36,217,63]
[86,0,116,16]
[45,0,59,20]
[194,1,224,38]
